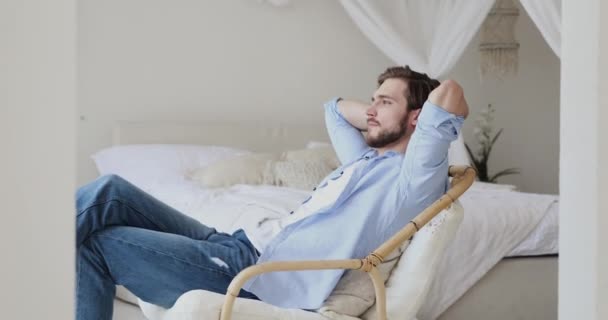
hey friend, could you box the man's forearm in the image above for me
[336,99,370,131]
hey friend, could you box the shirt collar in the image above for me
[363,148,400,159]
[383,150,400,157]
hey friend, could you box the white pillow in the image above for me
[448,133,471,166]
[188,147,340,190]
[188,153,279,188]
[317,240,410,318]
[91,144,250,188]
[273,159,335,190]
[362,202,464,320]
[273,146,341,190]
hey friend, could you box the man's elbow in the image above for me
[428,79,468,118]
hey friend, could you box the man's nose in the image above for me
[367,105,377,117]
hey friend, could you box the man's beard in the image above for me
[366,111,410,148]
[366,124,408,148]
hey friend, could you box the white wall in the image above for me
[77,0,392,184]
[78,0,560,195]
[601,8,608,316]
[0,0,76,318]
[560,0,608,318]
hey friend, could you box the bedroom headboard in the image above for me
[112,121,331,152]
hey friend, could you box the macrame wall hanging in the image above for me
[479,0,520,79]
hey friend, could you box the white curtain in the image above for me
[339,0,496,78]
[519,0,561,58]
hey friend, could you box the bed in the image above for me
[94,121,558,320]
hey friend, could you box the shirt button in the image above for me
[313,187,317,191]
[364,156,370,160]
[289,211,294,215]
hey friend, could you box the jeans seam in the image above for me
[97,233,235,278]
[77,198,168,231]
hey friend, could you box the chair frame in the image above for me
[219,165,477,320]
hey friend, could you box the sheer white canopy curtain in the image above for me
[519,0,561,58]
[339,0,563,77]
[339,0,496,78]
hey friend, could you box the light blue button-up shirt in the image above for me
[243,97,464,309]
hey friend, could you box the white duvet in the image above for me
[132,179,558,320]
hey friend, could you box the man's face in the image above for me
[366,78,411,148]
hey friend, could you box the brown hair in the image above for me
[377,66,440,111]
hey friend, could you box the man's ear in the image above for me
[410,109,422,126]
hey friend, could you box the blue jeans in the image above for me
[76,174,259,320]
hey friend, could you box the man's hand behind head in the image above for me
[428,79,469,118]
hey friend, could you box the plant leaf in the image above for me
[491,128,504,146]
[489,167,520,183]
[464,143,481,171]
[464,143,476,163]
[484,128,503,160]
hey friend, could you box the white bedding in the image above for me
[418,187,558,319]
[127,178,558,319]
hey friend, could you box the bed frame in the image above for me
[112,120,330,151]
[438,255,557,319]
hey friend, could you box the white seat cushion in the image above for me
[316,240,410,318]
[362,201,464,320]
[139,289,327,320]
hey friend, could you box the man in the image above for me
[76,66,468,319]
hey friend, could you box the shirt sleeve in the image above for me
[324,97,370,165]
[399,100,465,208]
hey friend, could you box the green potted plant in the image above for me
[465,104,520,183]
